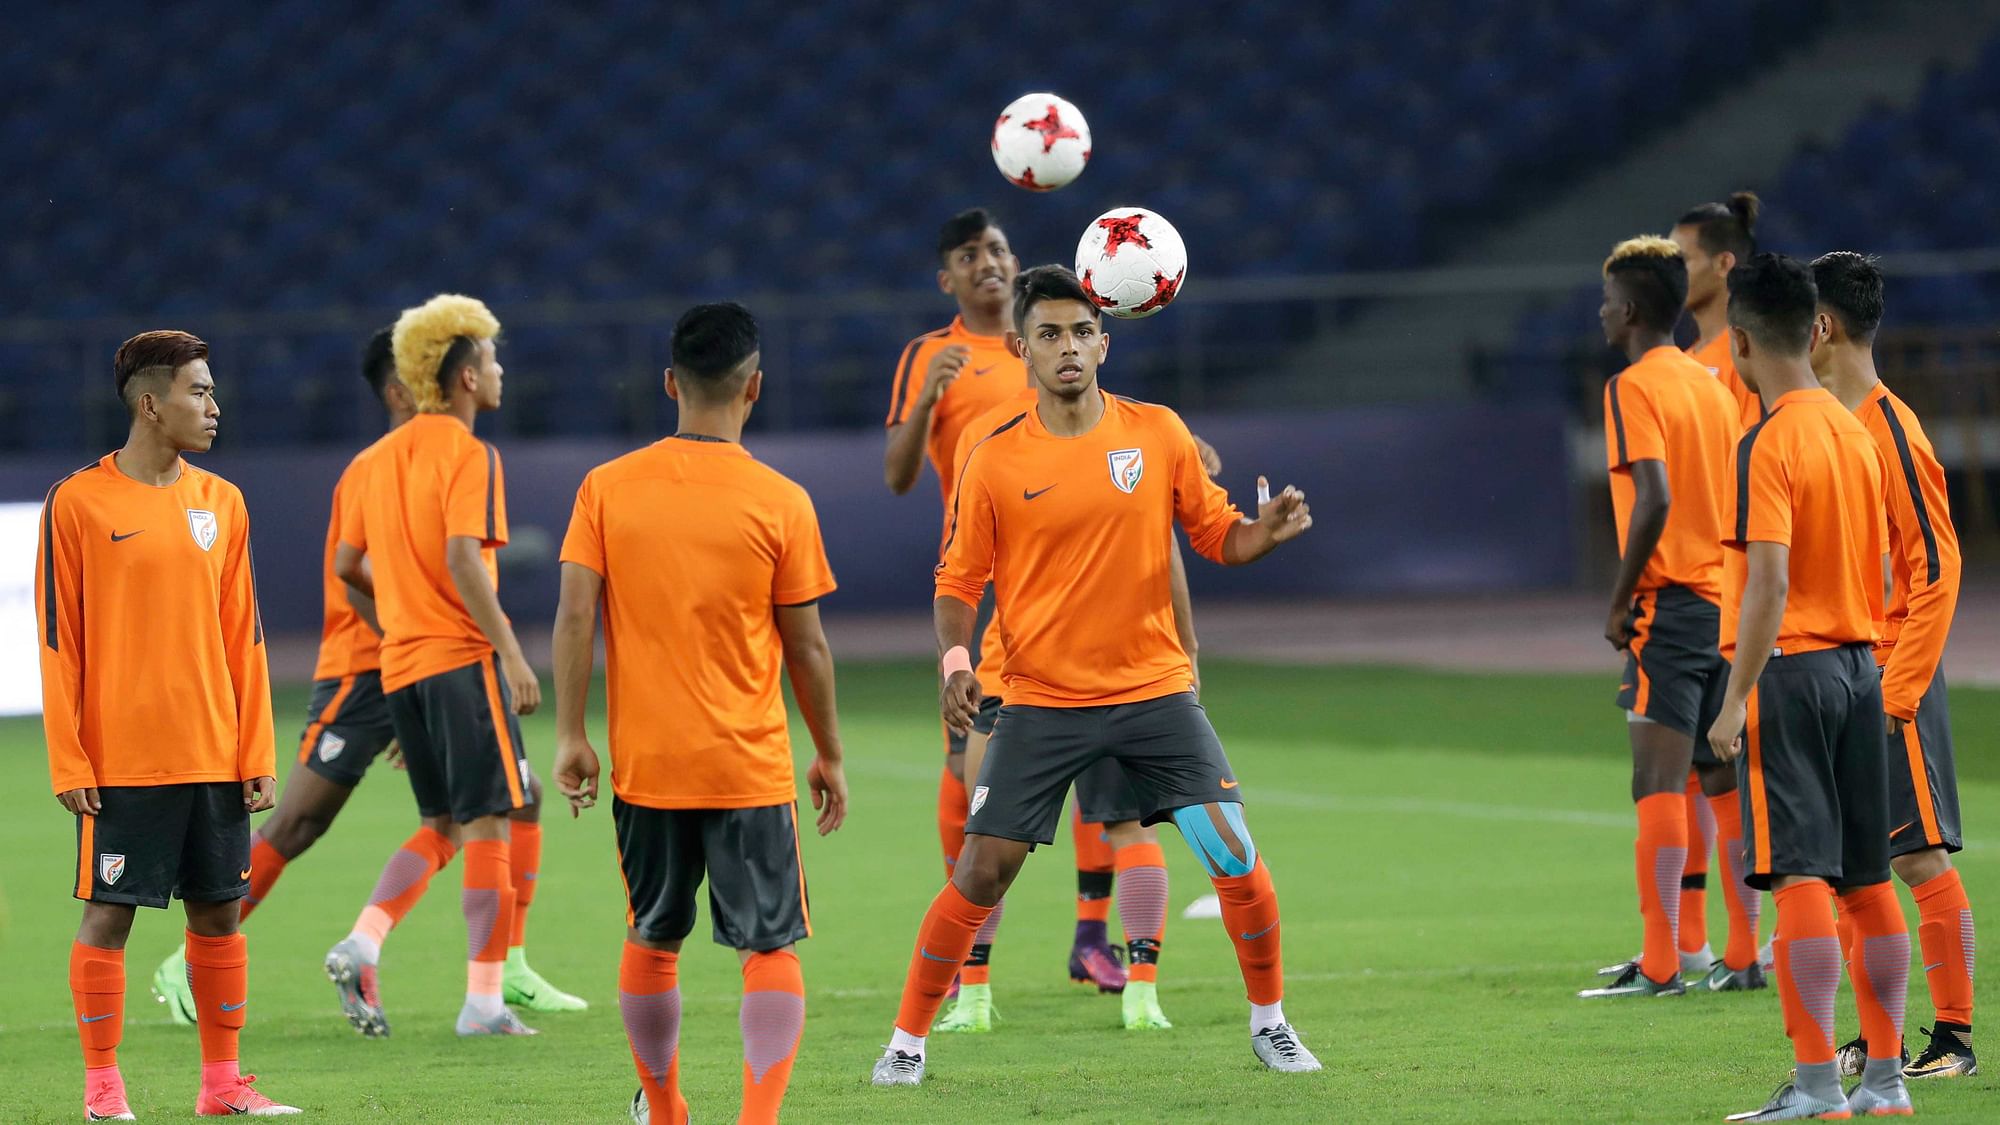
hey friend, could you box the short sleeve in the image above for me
[446,440,507,546]
[773,489,838,606]
[1727,430,1792,548]
[336,459,368,550]
[557,471,606,577]
[884,337,933,427]
[1605,375,1666,470]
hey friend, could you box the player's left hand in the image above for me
[1886,714,1906,738]
[243,775,277,813]
[1708,697,1748,763]
[1604,603,1634,652]
[1193,434,1223,478]
[384,740,405,770]
[1256,477,1312,544]
[808,756,847,836]
[553,737,601,817]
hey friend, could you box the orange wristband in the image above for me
[941,645,972,677]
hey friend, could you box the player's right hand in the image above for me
[503,652,541,715]
[553,736,600,817]
[56,787,101,816]
[918,345,972,408]
[808,756,847,835]
[940,669,982,735]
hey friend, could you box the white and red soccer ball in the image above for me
[991,92,1091,192]
[1075,207,1188,319]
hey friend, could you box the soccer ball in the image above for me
[1075,207,1188,319]
[991,92,1091,192]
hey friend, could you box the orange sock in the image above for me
[937,767,967,879]
[1836,905,1860,970]
[185,931,248,1066]
[740,950,805,1125]
[1839,882,1910,1061]
[237,833,287,924]
[1772,881,1841,1065]
[462,839,514,1002]
[508,820,540,948]
[69,942,124,1069]
[1709,793,1762,970]
[1634,792,1688,984]
[894,882,993,1037]
[618,943,686,1125]
[1212,858,1283,1005]
[355,825,458,950]
[1912,867,1975,1027]
[1115,841,1169,984]
[1678,774,1712,954]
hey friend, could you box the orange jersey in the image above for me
[311,449,381,680]
[1689,332,1766,432]
[560,437,837,809]
[1603,345,1743,600]
[952,386,1040,697]
[1854,384,1961,719]
[341,414,507,693]
[38,456,275,793]
[885,316,1029,510]
[936,393,1241,707]
[1721,388,1887,659]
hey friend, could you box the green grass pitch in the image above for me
[1,660,1994,1122]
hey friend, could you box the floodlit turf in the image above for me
[1,660,1994,1122]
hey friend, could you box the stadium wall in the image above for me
[0,406,1572,632]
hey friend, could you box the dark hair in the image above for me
[1012,264,1100,334]
[361,327,396,398]
[671,302,760,394]
[937,208,999,262]
[1677,191,1760,262]
[1726,253,1818,354]
[431,337,478,402]
[1605,249,1688,334]
[114,329,209,407]
[1810,251,1885,340]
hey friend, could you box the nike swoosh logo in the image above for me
[239,869,253,880]
[220,1000,246,1011]
[918,946,956,963]
[1219,778,1239,789]
[1924,963,1945,972]
[1239,923,1277,941]
[1891,822,1913,837]
[1023,485,1057,501]
[110,530,143,542]
[973,365,995,376]
[79,1013,114,1023]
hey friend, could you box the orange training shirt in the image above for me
[312,448,382,680]
[38,455,275,793]
[953,386,1039,698]
[1720,387,1886,659]
[1690,332,1766,432]
[1854,383,1961,719]
[1603,345,1742,601]
[342,413,507,693]
[560,437,837,809]
[885,316,1029,512]
[936,392,1241,707]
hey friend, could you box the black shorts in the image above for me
[298,671,397,787]
[1074,758,1144,825]
[1617,586,1728,760]
[1735,644,1891,890]
[387,655,536,824]
[1887,667,1962,857]
[967,692,1238,846]
[945,589,1003,754]
[613,799,810,950]
[74,783,249,908]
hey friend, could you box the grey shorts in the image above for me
[298,672,396,786]
[1887,667,1962,858]
[1618,585,1728,762]
[966,692,1239,846]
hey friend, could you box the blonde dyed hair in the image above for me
[1602,235,1681,276]
[392,294,501,413]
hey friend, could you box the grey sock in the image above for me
[1792,1061,1843,1103]
[1860,1055,1907,1095]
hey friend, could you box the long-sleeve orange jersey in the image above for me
[312,449,382,681]
[37,455,275,794]
[936,393,1242,707]
[1855,383,1961,719]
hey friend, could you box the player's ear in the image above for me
[743,369,763,404]
[937,268,954,296]
[1095,321,1110,360]
[1007,330,1025,359]
[663,367,680,402]
[1728,325,1750,365]
[1716,250,1736,277]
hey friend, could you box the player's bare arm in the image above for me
[550,561,603,816]
[934,595,981,734]
[1708,541,1788,763]
[1604,459,1670,651]
[884,344,970,493]
[776,601,848,835]
[1220,476,1312,565]
[333,541,374,600]
[445,534,541,715]
[344,555,382,634]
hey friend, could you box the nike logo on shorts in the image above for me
[1891,822,1913,837]
[1023,485,1057,501]
[239,868,253,880]
[1240,922,1277,941]
[1219,778,1239,789]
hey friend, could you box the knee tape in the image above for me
[1173,804,1255,877]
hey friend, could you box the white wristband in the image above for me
[941,645,973,677]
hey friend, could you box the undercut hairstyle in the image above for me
[1602,236,1688,333]
[938,208,998,262]
[113,330,209,409]
[1677,191,1760,262]
[1012,264,1100,334]
[1726,253,1818,355]
[392,294,501,413]
[1810,251,1885,340]
[361,327,396,399]
[670,302,760,398]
